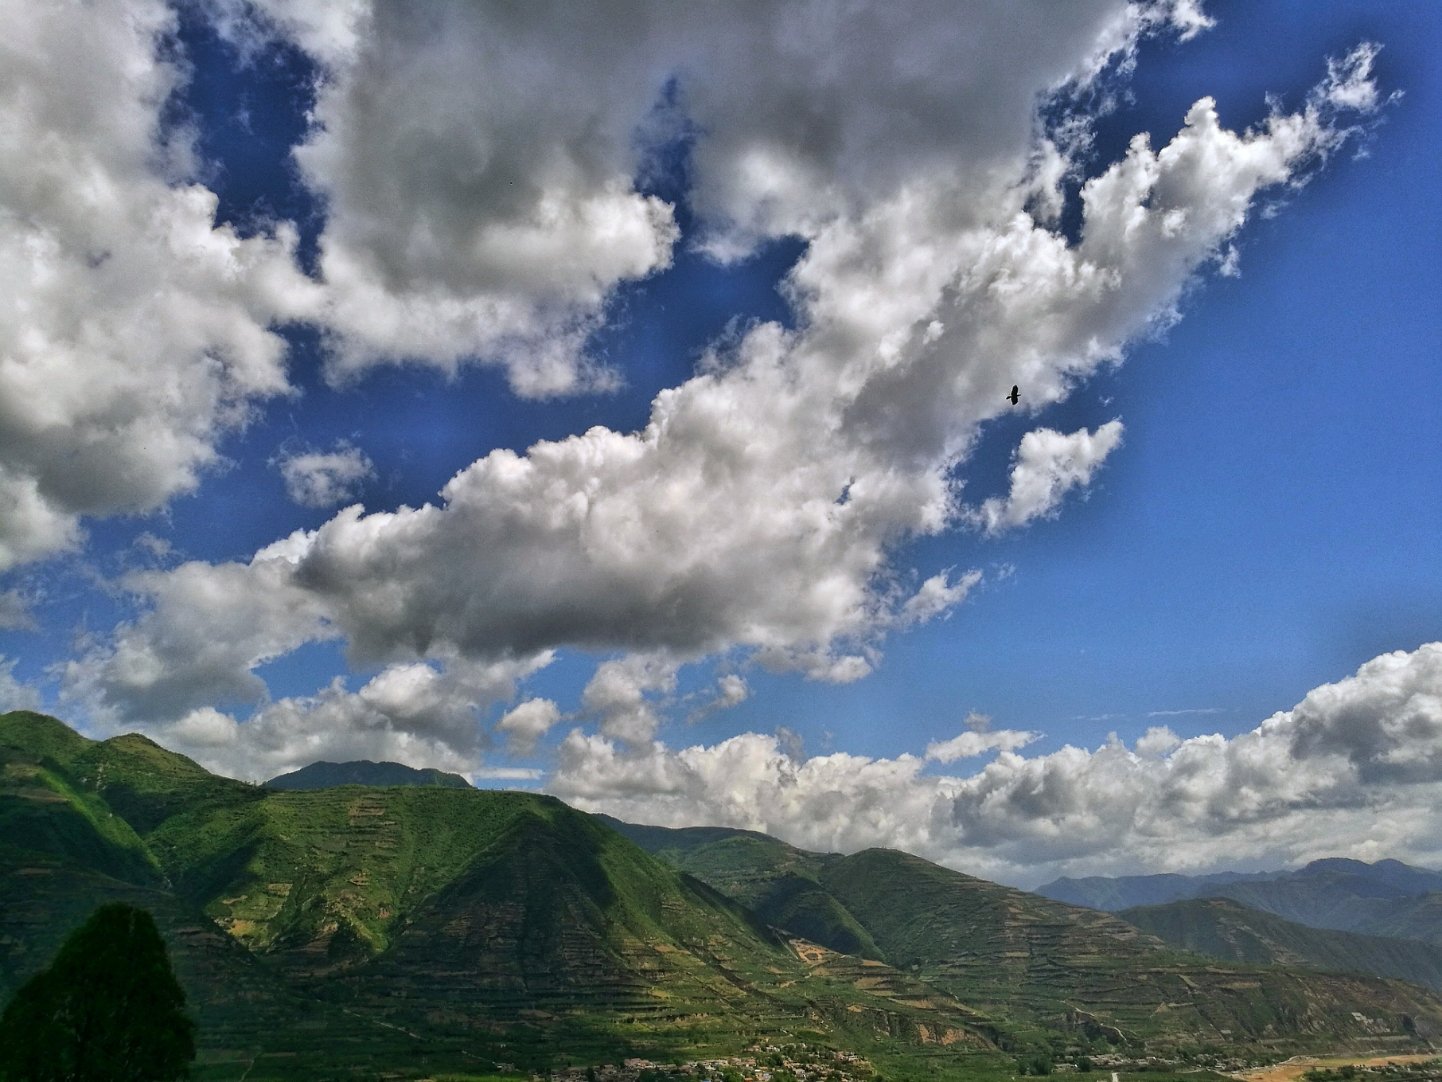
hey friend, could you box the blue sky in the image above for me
[1,1,1438,885]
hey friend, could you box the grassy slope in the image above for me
[600,817,884,961]
[7,712,1442,1075]
[0,714,1011,1074]
[820,849,1442,1047]
[1122,897,1442,991]
[617,819,1442,1051]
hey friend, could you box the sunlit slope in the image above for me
[0,714,420,1078]
[1121,897,1442,992]
[159,786,1000,1057]
[597,815,883,960]
[152,785,800,997]
[0,714,1010,1068]
[7,712,1442,1074]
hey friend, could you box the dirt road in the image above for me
[1235,1053,1439,1082]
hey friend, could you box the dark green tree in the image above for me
[0,903,195,1081]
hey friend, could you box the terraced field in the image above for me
[5,710,1442,1079]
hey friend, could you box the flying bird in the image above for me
[1006,385,1020,405]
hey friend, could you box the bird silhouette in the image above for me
[1006,385,1020,405]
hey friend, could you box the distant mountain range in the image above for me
[264,759,471,790]
[1122,897,1442,992]
[1037,859,1442,945]
[5,709,1442,1080]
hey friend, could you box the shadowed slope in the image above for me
[1122,896,1442,992]
[264,760,471,790]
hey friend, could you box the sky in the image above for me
[1,0,1439,888]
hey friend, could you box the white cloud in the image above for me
[925,728,1039,764]
[146,653,549,782]
[275,443,375,508]
[897,570,982,627]
[968,422,1124,535]
[548,644,1442,888]
[582,655,679,746]
[55,9,1389,780]
[0,0,318,570]
[234,1,683,395]
[60,555,335,724]
[713,673,750,710]
[684,673,752,725]
[0,657,41,713]
[495,697,563,756]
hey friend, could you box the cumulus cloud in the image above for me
[968,422,1124,535]
[231,0,683,395]
[54,6,1388,780]
[60,552,336,724]
[897,570,982,627]
[549,644,1442,887]
[495,697,563,756]
[0,0,318,570]
[148,653,548,781]
[203,43,1375,684]
[582,655,680,746]
[214,0,1166,392]
[275,442,375,508]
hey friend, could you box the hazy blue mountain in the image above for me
[1036,869,1281,910]
[1037,859,1442,947]
[264,759,472,790]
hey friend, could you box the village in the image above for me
[533,1044,876,1082]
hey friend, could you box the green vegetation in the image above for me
[0,903,194,1081]
[4,711,1441,1080]
[264,759,472,789]
[1123,896,1442,991]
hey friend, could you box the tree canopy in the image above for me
[0,903,195,1081]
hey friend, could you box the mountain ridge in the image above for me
[1036,860,1442,946]
[263,759,472,790]
[1122,896,1442,992]
[6,711,1442,1079]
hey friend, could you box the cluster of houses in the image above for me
[535,1044,874,1082]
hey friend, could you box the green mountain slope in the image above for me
[1121,897,1442,992]
[598,815,883,960]
[0,714,1008,1075]
[7,712,1442,1078]
[264,759,471,789]
[617,820,1442,1050]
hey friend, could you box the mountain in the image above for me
[264,759,472,790]
[1038,870,1283,911]
[0,713,1007,1077]
[7,711,1442,1079]
[596,815,885,960]
[1122,897,1442,992]
[1036,860,1442,946]
[608,817,1442,1049]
